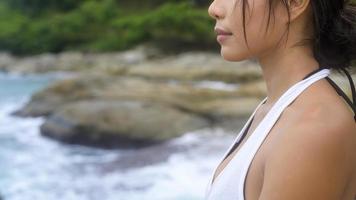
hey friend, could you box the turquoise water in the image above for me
[0,72,231,200]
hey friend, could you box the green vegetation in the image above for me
[0,0,215,55]
[0,0,354,57]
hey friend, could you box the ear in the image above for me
[288,0,311,22]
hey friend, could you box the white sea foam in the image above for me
[0,73,234,200]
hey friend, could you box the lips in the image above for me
[214,27,233,36]
[214,27,232,43]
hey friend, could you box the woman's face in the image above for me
[208,0,290,61]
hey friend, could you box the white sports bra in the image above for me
[204,67,356,200]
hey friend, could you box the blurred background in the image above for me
[0,0,354,200]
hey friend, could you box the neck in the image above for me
[256,44,320,107]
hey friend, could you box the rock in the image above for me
[9,53,58,74]
[192,97,262,119]
[13,75,264,119]
[12,73,113,117]
[6,49,269,149]
[2,45,160,75]
[1,48,262,83]
[119,46,150,65]
[238,80,267,98]
[55,51,88,72]
[0,52,16,72]
[40,100,209,148]
[127,54,262,83]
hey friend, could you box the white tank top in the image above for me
[204,68,331,200]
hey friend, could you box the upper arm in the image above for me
[258,120,353,200]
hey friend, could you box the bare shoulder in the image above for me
[287,99,356,155]
[259,99,356,200]
[282,91,356,166]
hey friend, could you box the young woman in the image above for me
[205,0,356,199]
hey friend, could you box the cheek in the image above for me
[220,1,286,61]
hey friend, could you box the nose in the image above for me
[208,0,225,20]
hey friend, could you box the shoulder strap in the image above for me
[324,68,356,121]
[340,68,356,104]
[302,67,356,121]
[302,67,326,80]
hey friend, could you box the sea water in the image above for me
[0,72,234,200]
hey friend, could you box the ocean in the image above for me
[0,72,234,200]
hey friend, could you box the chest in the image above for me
[211,111,284,199]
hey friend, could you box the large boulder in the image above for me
[13,75,266,119]
[40,100,209,148]
[12,73,113,117]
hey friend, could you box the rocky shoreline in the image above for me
[3,45,354,149]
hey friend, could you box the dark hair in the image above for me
[237,0,356,73]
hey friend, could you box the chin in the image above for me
[220,48,250,62]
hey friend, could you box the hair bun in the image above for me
[315,3,356,71]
